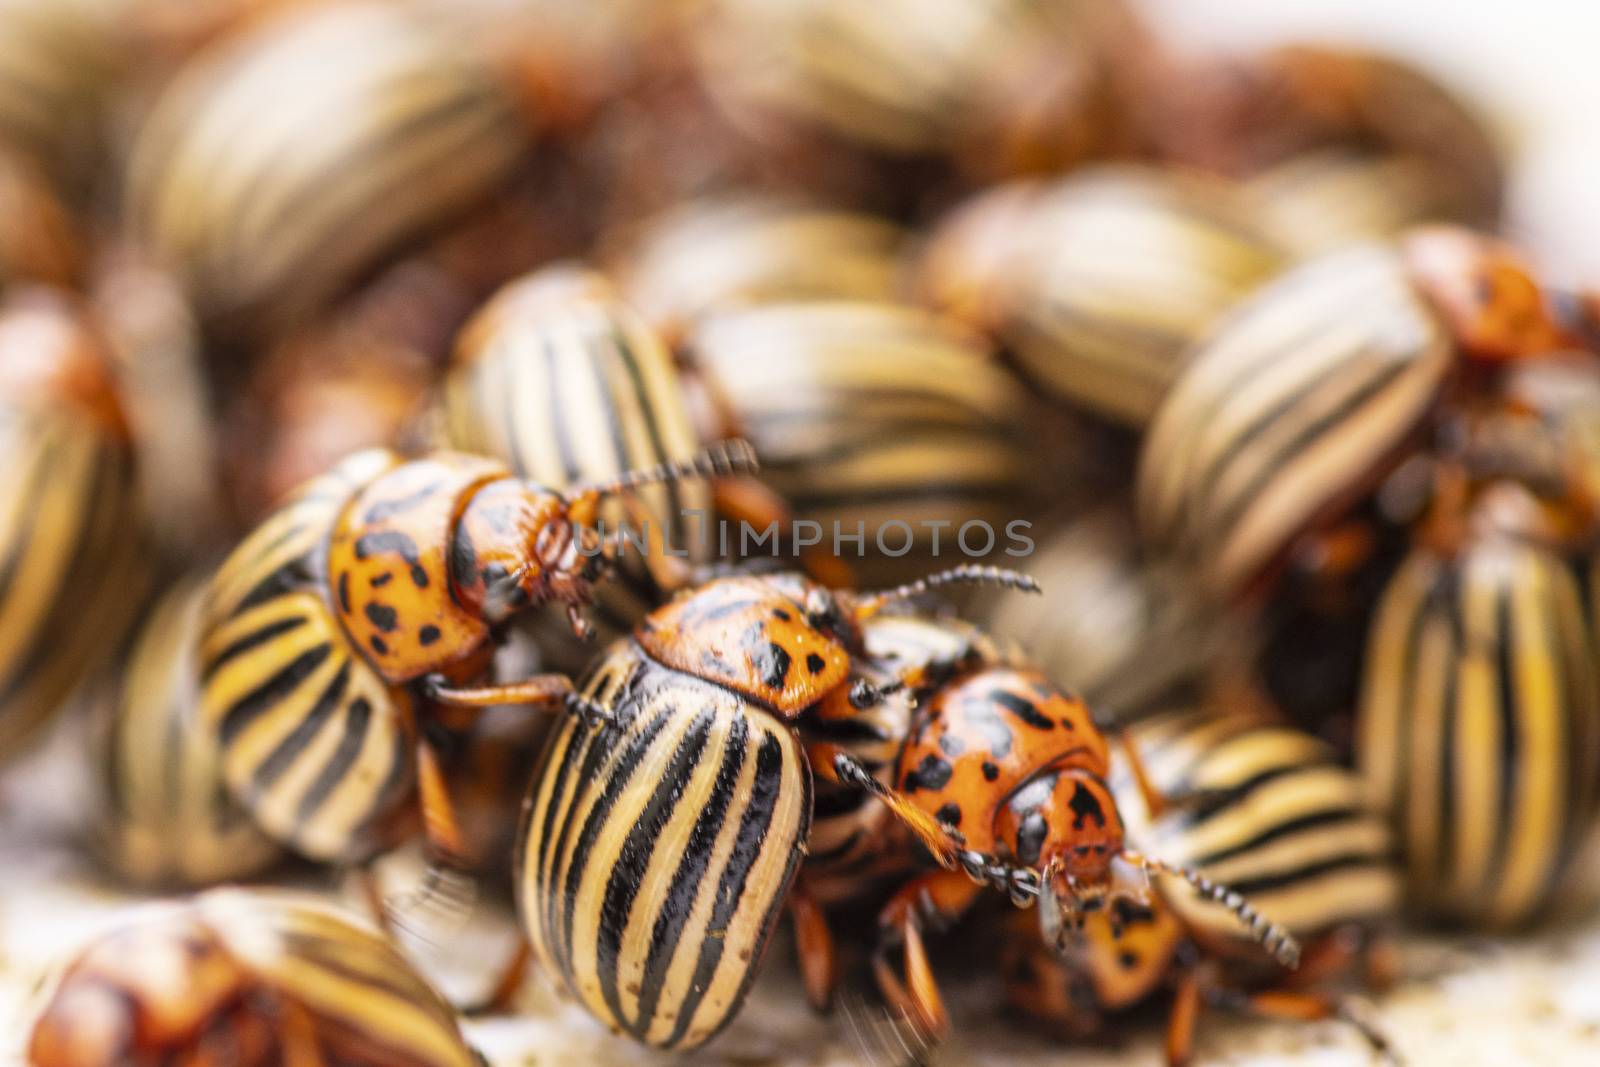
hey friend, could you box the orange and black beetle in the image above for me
[198,440,754,867]
[518,565,1045,1049]
[795,615,1303,1043]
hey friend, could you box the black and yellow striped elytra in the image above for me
[198,448,416,862]
[94,573,283,888]
[519,637,812,1050]
[922,167,1286,426]
[28,888,483,1067]
[435,265,713,667]
[127,0,530,340]
[1117,705,1402,953]
[0,292,148,762]
[685,300,1033,584]
[1357,533,1600,928]
[1139,241,1454,602]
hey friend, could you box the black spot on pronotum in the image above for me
[370,635,389,656]
[337,572,351,613]
[994,690,1054,731]
[905,754,953,793]
[419,625,441,647]
[982,761,1000,782]
[806,653,826,674]
[939,733,966,758]
[1016,811,1048,866]
[936,803,963,828]
[364,602,399,632]
[752,640,792,691]
[355,530,420,564]
[1068,781,1107,830]
[410,563,430,589]
[1118,951,1138,970]
[371,573,393,588]
[772,608,793,621]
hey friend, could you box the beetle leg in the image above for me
[875,871,982,1040]
[424,674,607,721]
[416,736,468,863]
[1165,966,1203,1067]
[280,999,329,1067]
[1118,730,1170,820]
[815,748,965,868]
[1208,986,1395,1063]
[789,880,839,1012]
[712,474,857,589]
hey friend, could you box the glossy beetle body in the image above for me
[94,574,282,888]
[129,1,532,341]
[28,888,483,1067]
[1002,705,1400,1063]
[920,168,1286,426]
[0,289,147,761]
[1358,531,1600,928]
[685,301,1035,583]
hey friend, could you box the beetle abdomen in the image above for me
[520,640,812,1050]
[1358,536,1600,927]
[200,450,414,862]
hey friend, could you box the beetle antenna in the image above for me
[857,565,1041,617]
[1120,851,1300,968]
[588,439,758,497]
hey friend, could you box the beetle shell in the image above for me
[686,301,1033,584]
[0,290,147,761]
[613,195,905,345]
[199,449,416,861]
[1358,534,1600,928]
[28,888,481,1067]
[1139,242,1453,602]
[1120,705,1401,953]
[519,637,812,1050]
[128,1,531,339]
[922,167,1286,425]
[94,574,283,889]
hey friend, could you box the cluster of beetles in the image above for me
[3,0,1599,1063]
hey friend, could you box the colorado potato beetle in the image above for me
[793,616,1302,1041]
[27,888,484,1067]
[919,167,1287,426]
[128,0,533,341]
[1001,704,1400,1065]
[684,300,1036,583]
[1358,524,1600,928]
[0,288,148,761]
[197,438,754,865]
[93,573,282,889]
[519,565,1060,1049]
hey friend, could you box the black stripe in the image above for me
[598,707,716,1035]
[1223,852,1393,898]
[202,615,309,681]
[664,732,787,1048]
[608,321,686,545]
[545,326,581,484]
[534,721,594,911]
[557,704,674,979]
[635,715,749,1031]
[251,661,351,790]
[1489,583,1518,894]
[217,644,334,746]
[1188,804,1368,868]
[296,696,375,825]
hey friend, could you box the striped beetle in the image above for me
[518,565,1090,1049]
[918,167,1287,426]
[0,288,148,762]
[93,573,283,889]
[1000,704,1400,1065]
[792,615,1302,1043]
[27,888,484,1067]
[1138,228,1586,604]
[197,439,753,866]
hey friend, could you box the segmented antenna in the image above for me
[858,565,1041,616]
[1122,851,1301,969]
[592,438,758,495]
